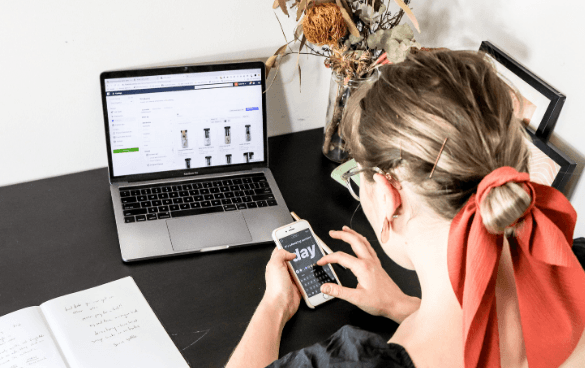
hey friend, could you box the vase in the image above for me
[322,70,379,163]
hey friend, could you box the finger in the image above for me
[270,248,297,265]
[330,228,371,259]
[317,252,362,272]
[320,283,361,305]
[341,226,377,259]
[342,226,369,244]
[330,229,372,260]
[341,225,362,237]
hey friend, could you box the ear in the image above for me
[373,173,402,218]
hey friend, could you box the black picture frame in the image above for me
[479,41,575,192]
[480,41,565,143]
[525,130,576,191]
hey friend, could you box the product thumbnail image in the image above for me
[245,125,251,141]
[181,130,188,148]
[224,126,231,144]
[243,152,254,163]
[204,128,211,146]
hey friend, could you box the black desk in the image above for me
[0,128,420,367]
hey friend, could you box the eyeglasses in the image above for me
[340,164,389,201]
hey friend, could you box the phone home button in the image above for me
[323,293,331,299]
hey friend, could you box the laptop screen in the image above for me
[102,64,265,179]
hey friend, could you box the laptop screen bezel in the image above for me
[100,61,268,184]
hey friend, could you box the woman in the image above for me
[225,50,585,368]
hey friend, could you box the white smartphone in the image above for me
[272,220,342,309]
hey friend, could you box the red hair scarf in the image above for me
[448,167,585,368]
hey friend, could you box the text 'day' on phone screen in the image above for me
[279,229,336,297]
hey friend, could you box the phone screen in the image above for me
[278,228,337,297]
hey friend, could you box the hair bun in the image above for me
[479,182,532,234]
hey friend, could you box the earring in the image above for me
[380,217,391,243]
[381,214,400,243]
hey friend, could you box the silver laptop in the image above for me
[100,61,292,262]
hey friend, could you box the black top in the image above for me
[268,325,416,368]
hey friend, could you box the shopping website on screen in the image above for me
[105,69,264,177]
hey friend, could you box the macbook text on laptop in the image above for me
[100,61,292,262]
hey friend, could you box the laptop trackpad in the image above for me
[166,212,252,252]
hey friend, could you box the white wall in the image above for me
[1,0,584,236]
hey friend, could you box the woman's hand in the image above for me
[226,249,301,368]
[261,248,301,324]
[317,226,420,323]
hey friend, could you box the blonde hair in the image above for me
[341,50,531,234]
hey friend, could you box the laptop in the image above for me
[100,61,292,262]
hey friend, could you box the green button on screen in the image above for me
[113,148,139,153]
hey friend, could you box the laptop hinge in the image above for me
[122,168,260,184]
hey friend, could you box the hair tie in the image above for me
[475,166,531,206]
[448,167,585,368]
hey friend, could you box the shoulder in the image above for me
[268,325,415,368]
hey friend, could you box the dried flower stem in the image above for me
[283,52,327,58]
[274,12,294,53]
[264,50,287,94]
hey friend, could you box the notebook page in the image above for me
[0,307,68,368]
[40,277,188,368]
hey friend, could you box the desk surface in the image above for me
[0,128,420,367]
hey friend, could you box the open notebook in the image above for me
[0,277,188,368]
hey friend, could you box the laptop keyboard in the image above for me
[119,173,277,223]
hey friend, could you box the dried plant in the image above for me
[267,0,420,80]
[267,0,421,158]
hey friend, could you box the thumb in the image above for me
[320,283,359,304]
[274,249,297,261]
[283,251,298,261]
